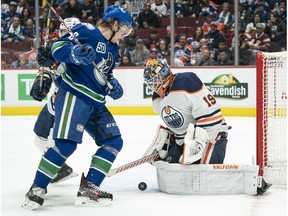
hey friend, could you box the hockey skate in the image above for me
[75,173,113,207]
[22,184,46,210]
[50,163,78,184]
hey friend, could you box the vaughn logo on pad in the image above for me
[205,73,248,99]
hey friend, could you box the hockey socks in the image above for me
[86,146,116,186]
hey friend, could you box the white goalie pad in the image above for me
[143,125,171,159]
[153,161,259,195]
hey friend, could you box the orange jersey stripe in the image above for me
[202,142,213,164]
[196,114,223,123]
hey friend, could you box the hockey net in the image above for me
[256,51,287,186]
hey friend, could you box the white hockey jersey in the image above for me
[152,72,228,143]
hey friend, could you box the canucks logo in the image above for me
[97,52,113,72]
[205,73,248,99]
[94,52,113,85]
[161,106,184,128]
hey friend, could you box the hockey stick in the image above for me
[39,0,54,91]
[107,152,160,177]
[46,1,113,90]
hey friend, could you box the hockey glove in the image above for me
[143,125,172,159]
[179,124,209,164]
[105,78,123,100]
[37,46,58,69]
[30,71,52,102]
[70,43,96,65]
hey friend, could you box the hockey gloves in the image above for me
[30,71,52,102]
[70,43,96,65]
[105,78,123,100]
[37,46,59,70]
[179,124,210,164]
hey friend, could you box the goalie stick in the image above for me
[46,1,113,90]
[107,152,160,177]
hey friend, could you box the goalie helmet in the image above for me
[144,59,174,98]
[59,18,81,37]
[102,5,133,37]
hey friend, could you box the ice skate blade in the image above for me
[21,198,41,210]
[51,172,79,184]
[75,196,112,207]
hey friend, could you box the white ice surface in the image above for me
[1,116,287,216]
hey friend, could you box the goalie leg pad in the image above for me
[154,161,259,195]
[143,125,172,159]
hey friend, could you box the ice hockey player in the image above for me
[143,59,229,165]
[29,18,81,184]
[22,5,132,210]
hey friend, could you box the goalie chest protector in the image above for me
[152,72,226,140]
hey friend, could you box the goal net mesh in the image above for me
[256,51,287,186]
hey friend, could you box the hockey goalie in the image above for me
[142,59,270,195]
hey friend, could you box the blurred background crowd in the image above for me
[1,0,287,69]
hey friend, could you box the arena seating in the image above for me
[160,17,179,28]
[178,17,197,28]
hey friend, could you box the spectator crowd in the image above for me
[1,0,287,68]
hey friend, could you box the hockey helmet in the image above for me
[59,17,81,37]
[102,5,132,37]
[144,59,173,98]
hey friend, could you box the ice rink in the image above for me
[1,115,287,216]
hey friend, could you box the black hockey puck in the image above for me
[138,182,147,191]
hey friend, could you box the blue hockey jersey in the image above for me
[51,23,119,106]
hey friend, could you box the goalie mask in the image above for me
[102,5,133,38]
[59,17,81,37]
[144,59,174,98]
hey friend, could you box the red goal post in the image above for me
[256,51,287,186]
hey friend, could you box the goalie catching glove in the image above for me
[30,70,52,102]
[143,125,172,159]
[179,124,210,164]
